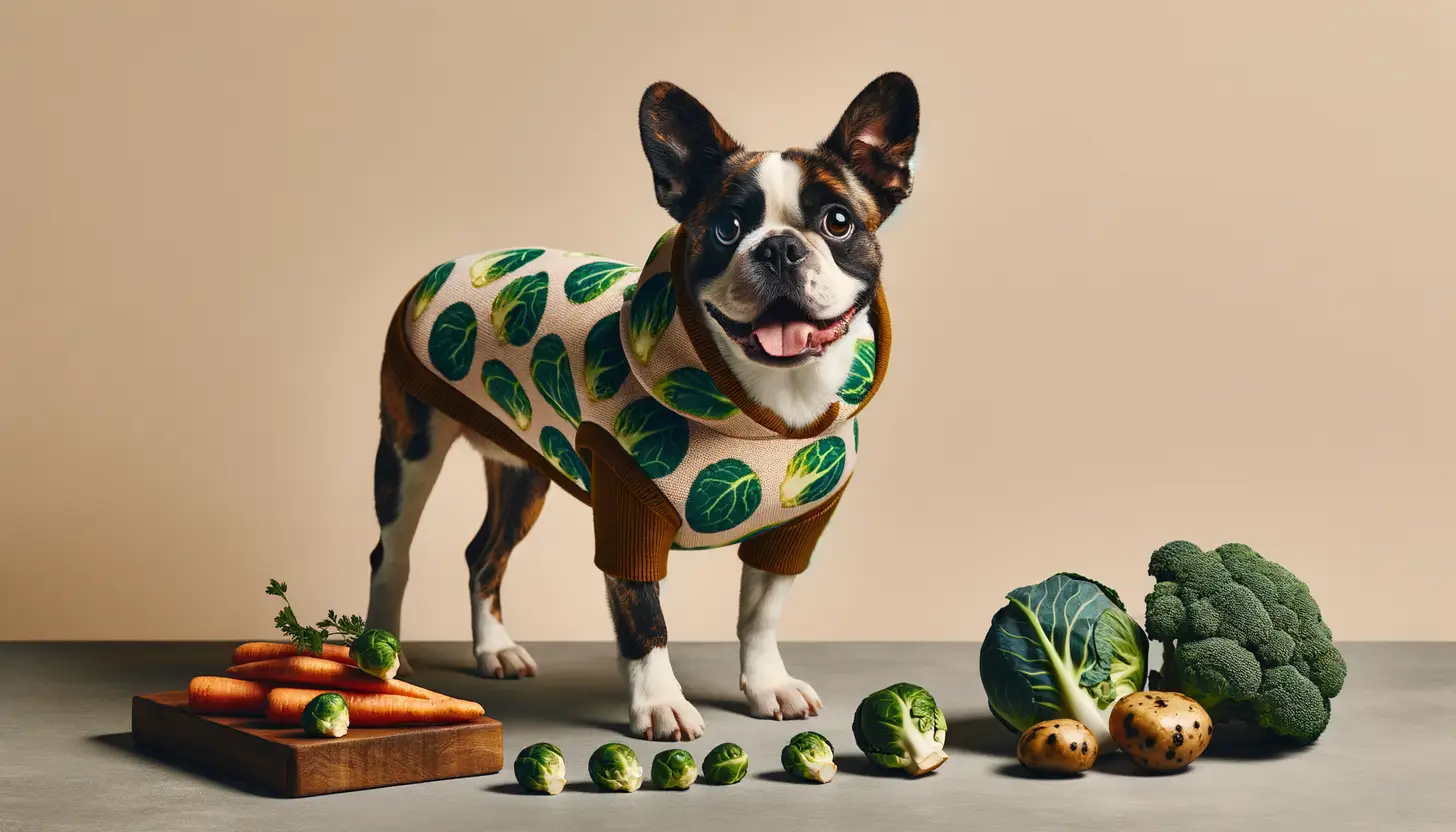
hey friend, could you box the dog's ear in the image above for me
[639,82,742,222]
[822,72,920,225]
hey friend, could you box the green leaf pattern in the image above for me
[780,436,847,508]
[838,339,876,406]
[583,312,630,402]
[471,248,544,287]
[490,271,548,346]
[426,301,477,381]
[539,426,590,491]
[684,459,762,534]
[412,261,455,320]
[654,367,739,420]
[530,334,582,428]
[612,397,690,479]
[628,271,675,363]
[479,359,532,430]
[564,261,640,304]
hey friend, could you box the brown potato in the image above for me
[1017,719,1099,775]
[1109,691,1212,772]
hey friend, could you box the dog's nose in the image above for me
[753,234,807,275]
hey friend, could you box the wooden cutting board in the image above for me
[131,691,503,797]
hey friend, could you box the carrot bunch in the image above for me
[186,642,484,728]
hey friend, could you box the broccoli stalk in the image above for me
[1144,541,1347,744]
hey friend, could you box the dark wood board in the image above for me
[130,691,503,797]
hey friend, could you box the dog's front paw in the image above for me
[743,676,823,721]
[475,644,538,679]
[630,697,706,742]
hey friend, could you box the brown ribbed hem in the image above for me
[576,422,681,582]
[849,285,892,419]
[381,287,591,504]
[737,477,850,576]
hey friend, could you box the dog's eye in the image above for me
[822,207,854,241]
[714,214,742,245]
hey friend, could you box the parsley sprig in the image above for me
[265,579,366,655]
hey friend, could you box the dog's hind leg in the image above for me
[366,366,461,677]
[463,440,550,679]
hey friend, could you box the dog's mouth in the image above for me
[705,298,857,366]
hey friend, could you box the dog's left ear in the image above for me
[639,81,743,222]
[822,72,920,225]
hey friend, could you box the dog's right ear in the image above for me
[639,82,742,222]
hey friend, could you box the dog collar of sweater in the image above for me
[623,225,893,441]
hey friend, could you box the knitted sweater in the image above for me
[384,225,891,580]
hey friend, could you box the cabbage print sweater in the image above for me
[383,226,891,581]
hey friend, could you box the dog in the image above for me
[365,72,919,740]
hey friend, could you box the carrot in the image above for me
[226,656,434,699]
[266,687,484,727]
[188,676,274,715]
[232,641,356,667]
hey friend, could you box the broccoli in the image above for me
[1144,541,1347,744]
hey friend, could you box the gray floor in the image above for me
[0,642,1449,832]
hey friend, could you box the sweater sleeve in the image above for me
[575,422,681,582]
[736,477,850,576]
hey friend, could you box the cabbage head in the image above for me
[980,572,1149,746]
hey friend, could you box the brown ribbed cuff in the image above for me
[577,422,681,582]
[737,479,849,576]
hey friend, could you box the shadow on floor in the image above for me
[1196,721,1313,760]
[992,761,1087,780]
[486,781,600,796]
[944,714,1018,757]
[88,733,276,797]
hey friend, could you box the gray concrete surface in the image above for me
[0,642,1449,831]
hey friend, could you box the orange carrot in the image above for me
[232,641,357,667]
[226,656,433,699]
[266,687,484,727]
[188,676,274,715]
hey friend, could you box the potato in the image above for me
[1109,691,1212,772]
[1016,719,1099,775]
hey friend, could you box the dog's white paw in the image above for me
[630,696,706,741]
[743,676,823,721]
[475,644,537,679]
[396,652,415,678]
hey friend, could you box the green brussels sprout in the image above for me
[701,742,748,785]
[588,742,643,792]
[651,748,697,790]
[781,731,836,783]
[852,683,949,776]
[301,692,349,738]
[513,743,567,795]
[349,628,401,681]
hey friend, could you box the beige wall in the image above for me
[2,1,1450,642]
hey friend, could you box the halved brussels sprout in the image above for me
[651,748,696,790]
[782,731,836,783]
[301,692,349,738]
[588,742,643,792]
[513,742,567,795]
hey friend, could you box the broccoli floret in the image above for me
[1144,541,1346,744]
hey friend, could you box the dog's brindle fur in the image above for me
[365,73,919,740]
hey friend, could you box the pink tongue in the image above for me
[753,321,815,357]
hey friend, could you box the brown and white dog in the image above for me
[365,73,919,740]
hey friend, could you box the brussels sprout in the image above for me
[301,692,349,738]
[349,628,401,681]
[513,742,567,795]
[852,683,949,776]
[651,748,697,790]
[781,731,836,783]
[588,742,643,792]
[701,742,748,785]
